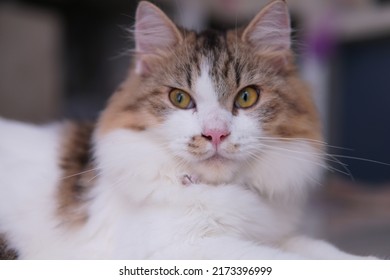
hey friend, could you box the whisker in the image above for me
[253,136,353,151]
[251,143,353,179]
[87,172,101,184]
[253,144,328,169]
[325,154,355,181]
[254,136,389,177]
[328,154,390,166]
[245,150,323,186]
[61,168,100,180]
[253,141,326,158]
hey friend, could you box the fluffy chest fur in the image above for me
[75,128,305,259]
[87,178,299,259]
[0,120,300,259]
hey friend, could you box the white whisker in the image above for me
[254,136,353,151]
[61,168,100,180]
[327,154,390,166]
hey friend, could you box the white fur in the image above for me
[194,63,232,134]
[241,141,324,199]
[0,118,63,257]
[0,113,374,260]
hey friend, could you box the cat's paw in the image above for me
[181,174,200,186]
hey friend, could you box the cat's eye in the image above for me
[169,89,195,109]
[234,86,259,109]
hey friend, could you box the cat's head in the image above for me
[96,0,324,198]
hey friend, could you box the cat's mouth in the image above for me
[202,154,230,164]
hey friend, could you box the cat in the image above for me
[0,0,376,259]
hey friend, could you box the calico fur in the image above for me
[57,122,95,226]
[0,0,376,259]
[0,234,17,259]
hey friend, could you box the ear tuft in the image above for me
[242,0,291,52]
[135,1,182,75]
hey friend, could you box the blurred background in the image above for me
[0,0,389,258]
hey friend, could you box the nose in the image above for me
[202,129,230,147]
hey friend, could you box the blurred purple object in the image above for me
[306,14,337,60]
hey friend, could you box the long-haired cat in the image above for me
[0,0,376,259]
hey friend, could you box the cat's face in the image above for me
[97,0,323,191]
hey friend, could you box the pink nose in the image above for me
[202,129,230,147]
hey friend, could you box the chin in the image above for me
[189,156,240,185]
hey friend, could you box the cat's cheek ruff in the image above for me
[94,129,184,202]
[241,141,324,200]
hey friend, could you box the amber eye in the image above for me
[169,89,195,109]
[234,86,259,109]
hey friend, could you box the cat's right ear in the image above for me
[134,1,183,76]
[242,0,291,52]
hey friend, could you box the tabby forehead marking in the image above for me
[194,62,219,105]
[195,30,239,98]
[194,62,233,132]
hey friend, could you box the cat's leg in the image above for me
[282,235,377,259]
[150,236,304,259]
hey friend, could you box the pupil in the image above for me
[242,91,249,102]
[176,93,183,103]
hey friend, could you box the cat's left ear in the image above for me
[242,0,291,52]
[134,1,183,75]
